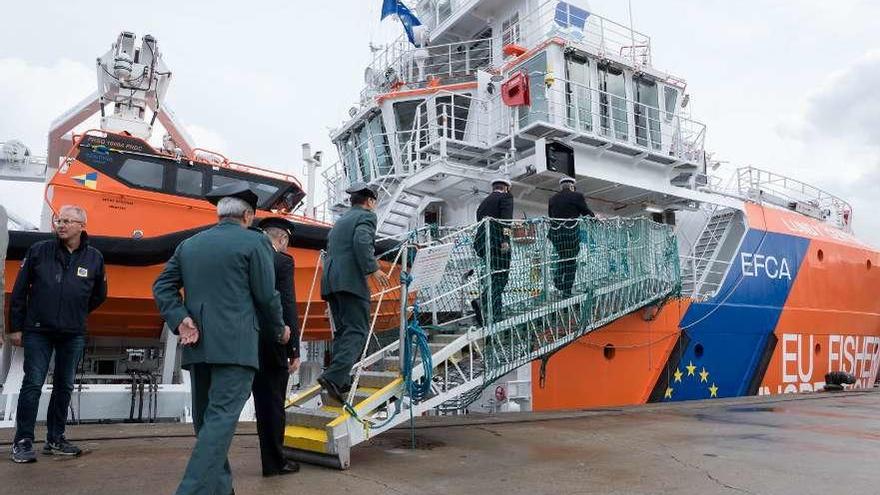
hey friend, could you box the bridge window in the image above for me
[211,173,280,209]
[176,166,203,197]
[340,114,392,183]
[663,86,678,123]
[502,12,520,47]
[118,157,165,190]
[436,93,472,140]
[565,53,592,131]
[598,64,627,140]
[555,2,589,30]
[394,99,429,158]
[634,76,661,150]
[516,52,549,128]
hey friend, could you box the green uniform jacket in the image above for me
[321,205,379,301]
[152,220,285,370]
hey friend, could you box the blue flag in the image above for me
[381,0,423,45]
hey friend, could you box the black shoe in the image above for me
[470,299,484,326]
[42,436,82,457]
[264,461,301,477]
[317,377,346,405]
[10,439,37,464]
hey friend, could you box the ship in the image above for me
[276,0,880,469]
[1,0,878,471]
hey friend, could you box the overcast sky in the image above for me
[2,1,879,245]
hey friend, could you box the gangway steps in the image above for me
[284,217,680,469]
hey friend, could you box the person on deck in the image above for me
[252,216,301,477]
[548,176,595,298]
[6,205,107,463]
[152,182,290,495]
[317,182,389,404]
[472,177,514,325]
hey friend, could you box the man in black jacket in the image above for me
[548,176,594,297]
[473,177,514,324]
[253,217,300,477]
[6,205,107,463]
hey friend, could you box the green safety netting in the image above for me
[388,216,681,409]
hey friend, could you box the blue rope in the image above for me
[403,303,433,403]
[352,247,432,434]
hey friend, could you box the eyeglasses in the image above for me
[53,218,83,226]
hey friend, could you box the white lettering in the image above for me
[741,253,754,277]
[765,256,778,278]
[778,258,791,280]
[782,334,799,383]
[844,336,856,373]
[798,334,814,383]
[740,252,791,280]
[828,335,841,371]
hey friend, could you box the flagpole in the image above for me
[627,0,637,64]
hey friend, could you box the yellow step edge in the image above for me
[283,425,329,454]
[285,383,322,409]
[321,405,344,415]
[328,377,405,428]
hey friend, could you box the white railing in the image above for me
[327,91,497,208]
[416,0,480,30]
[0,141,49,181]
[505,0,652,67]
[737,167,853,231]
[361,36,493,105]
[508,76,706,164]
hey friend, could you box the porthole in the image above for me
[868,259,873,271]
[817,249,824,262]
[814,342,821,355]
[603,344,616,360]
[694,343,704,358]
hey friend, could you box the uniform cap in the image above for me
[491,177,511,187]
[345,182,378,199]
[257,216,296,237]
[205,181,259,210]
[559,176,576,185]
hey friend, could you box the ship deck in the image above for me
[1,389,877,494]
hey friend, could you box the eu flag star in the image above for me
[686,361,696,376]
[708,383,719,398]
[664,387,673,399]
[699,368,709,383]
[673,368,683,383]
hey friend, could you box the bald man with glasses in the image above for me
[6,205,107,463]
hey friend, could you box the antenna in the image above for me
[627,0,637,65]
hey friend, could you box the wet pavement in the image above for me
[1,389,877,494]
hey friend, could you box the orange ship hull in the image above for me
[533,203,880,410]
[3,131,400,342]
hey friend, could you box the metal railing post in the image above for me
[398,242,409,371]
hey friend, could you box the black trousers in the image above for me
[476,251,510,322]
[552,242,580,296]
[252,367,290,475]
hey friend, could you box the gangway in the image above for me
[283,215,680,469]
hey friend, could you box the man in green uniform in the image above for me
[318,182,388,403]
[153,182,290,495]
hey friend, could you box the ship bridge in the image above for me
[324,0,722,241]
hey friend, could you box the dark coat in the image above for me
[259,250,300,370]
[474,191,514,260]
[9,232,107,335]
[548,189,594,246]
[152,220,285,371]
[321,205,379,301]
[548,189,594,219]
